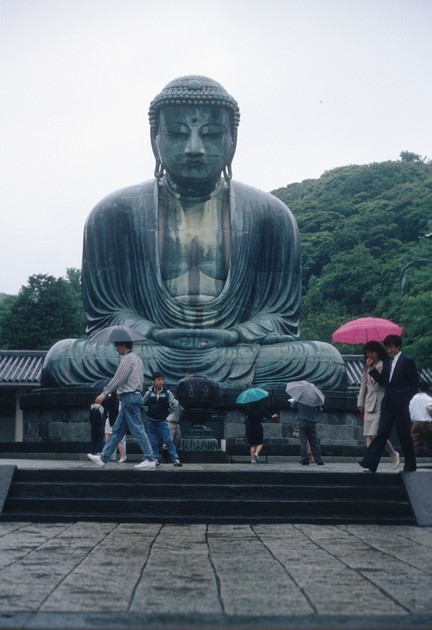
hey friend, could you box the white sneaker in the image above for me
[134,459,157,470]
[118,457,127,463]
[87,454,106,468]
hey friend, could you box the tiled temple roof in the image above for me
[0,350,47,384]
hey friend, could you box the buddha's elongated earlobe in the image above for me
[154,158,164,179]
[223,163,233,182]
[223,135,236,182]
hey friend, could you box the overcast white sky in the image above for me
[1,0,431,295]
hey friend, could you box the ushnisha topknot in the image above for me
[148,75,240,138]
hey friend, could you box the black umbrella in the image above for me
[89,325,146,343]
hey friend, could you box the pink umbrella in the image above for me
[332,317,403,344]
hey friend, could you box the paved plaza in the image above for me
[0,461,431,629]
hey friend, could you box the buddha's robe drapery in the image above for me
[41,179,346,390]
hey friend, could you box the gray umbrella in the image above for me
[89,325,146,343]
[285,380,325,407]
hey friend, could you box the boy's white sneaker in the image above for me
[87,454,106,468]
[134,459,156,470]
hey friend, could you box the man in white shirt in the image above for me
[409,381,432,456]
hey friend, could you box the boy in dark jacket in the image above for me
[142,372,182,466]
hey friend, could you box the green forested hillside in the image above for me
[272,157,432,366]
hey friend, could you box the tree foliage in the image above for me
[0,269,86,350]
[273,158,432,366]
[399,151,426,164]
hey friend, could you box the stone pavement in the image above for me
[0,460,432,629]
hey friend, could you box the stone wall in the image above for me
[20,386,365,453]
[21,388,95,443]
[223,406,364,450]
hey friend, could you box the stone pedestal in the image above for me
[177,374,222,453]
[180,424,220,451]
[18,385,371,458]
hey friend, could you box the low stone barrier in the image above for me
[19,386,366,455]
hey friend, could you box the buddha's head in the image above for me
[149,76,240,191]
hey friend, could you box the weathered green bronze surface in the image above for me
[42,76,346,390]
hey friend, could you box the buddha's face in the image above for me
[154,105,234,188]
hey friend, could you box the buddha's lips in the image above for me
[178,158,207,167]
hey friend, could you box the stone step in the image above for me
[1,468,416,525]
[8,481,406,501]
[2,498,414,524]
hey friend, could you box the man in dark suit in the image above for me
[359,334,419,473]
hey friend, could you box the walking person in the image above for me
[359,334,419,473]
[142,372,182,466]
[89,403,105,455]
[291,425,315,462]
[161,397,183,463]
[291,401,325,466]
[409,381,432,456]
[244,400,277,464]
[357,341,400,469]
[87,341,156,470]
[167,399,183,448]
[103,393,127,463]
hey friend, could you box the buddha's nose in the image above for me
[185,129,205,154]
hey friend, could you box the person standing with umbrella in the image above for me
[245,401,278,464]
[359,335,419,473]
[332,320,409,471]
[357,341,400,469]
[286,381,325,466]
[236,388,277,464]
[87,326,156,470]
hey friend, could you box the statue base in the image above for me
[180,424,220,452]
[17,386,369,460]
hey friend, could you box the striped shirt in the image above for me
[101,351,144,399]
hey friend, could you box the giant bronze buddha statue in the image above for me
[42,75,346,390]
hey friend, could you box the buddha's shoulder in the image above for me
[90,180,156,214]
[88,178,291,218]
[231,180,293,215]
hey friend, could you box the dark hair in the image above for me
[114,341,133,350]
[418,381,430,393]
[363,341,386,361]
[383,335,402,349]
[151,372,164,381]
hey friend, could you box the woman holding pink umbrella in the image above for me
[357,341,400,469]
[332,317,403,468]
